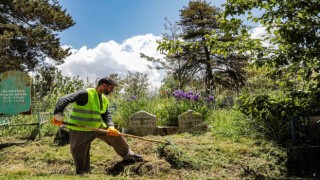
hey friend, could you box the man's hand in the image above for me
[51,113,63,126]
[107,126,119,136]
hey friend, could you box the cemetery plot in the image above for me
[178,110,206,132]
[129,110,158,136]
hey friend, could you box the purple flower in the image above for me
[131,95,137,100]
[126,95,137,101]
[186,91,194,99]
[189,94,198,101]
[173,90,186,99]
[206,95,214,102]
[173,89,202,101]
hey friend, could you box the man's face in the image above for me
[103,84,115,95]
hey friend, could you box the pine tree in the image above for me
[157,0,258,93]
[0,0,75,73]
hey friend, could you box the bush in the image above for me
[235,92,293,142]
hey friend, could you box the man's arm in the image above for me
[53,89,88,115]
[101,108,114,127]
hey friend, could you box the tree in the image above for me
[0,0,75,73]
[32,67,84,111]
[225,0,320,141]
[224,0,320,94]
[121,71,150,98]
[107,73,123,98]
[177,0,219,92]
[33,65,57,97]
[225,0,320,111]
[141,46,199,91]
[157,0,260,93]
[141,18,196,90]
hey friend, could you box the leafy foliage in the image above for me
[157,0,262,94]
[224,0,320,91]
[120,71,150,98]
[0,0,75,73]
[32,68,84,112]
[141,18,198,90]
[224,0,320,141]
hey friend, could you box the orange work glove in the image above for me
[51,114,63,126]
[107,126,119,136]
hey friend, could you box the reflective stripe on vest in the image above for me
[67,88,109,131]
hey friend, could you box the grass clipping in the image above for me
[157,142,201,170]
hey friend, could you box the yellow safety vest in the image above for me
[67,88,109,131]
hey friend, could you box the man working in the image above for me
[52,77,143,174]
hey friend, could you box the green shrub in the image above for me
[235,92,295,141]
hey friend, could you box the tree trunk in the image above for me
[204,45,214,95]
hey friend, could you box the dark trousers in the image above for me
[69,129,133,174]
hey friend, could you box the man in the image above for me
[52,77,143,174]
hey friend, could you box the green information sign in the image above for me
[0,70,31,115]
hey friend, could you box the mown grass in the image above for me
[0,120,287,180]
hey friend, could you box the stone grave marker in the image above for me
[128,110,157,136]
[178,110,206,132]
[0,70,31,115]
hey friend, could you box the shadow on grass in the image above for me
[240,165,266,179]
[0,142,25,150]
[53,128,70,146]
[105,160,147,176]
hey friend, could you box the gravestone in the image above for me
[0,70,31,115]
[178,110,205,132]
[128,110,157,136]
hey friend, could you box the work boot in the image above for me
[123,154,143,162]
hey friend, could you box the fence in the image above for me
[0,112,51,138]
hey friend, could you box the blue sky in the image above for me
[59,0,226,49]
[56,0,264,89]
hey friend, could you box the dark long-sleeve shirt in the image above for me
[53,89,114,126]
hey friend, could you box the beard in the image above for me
[103,89,109,95]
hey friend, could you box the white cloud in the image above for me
[250,26,267,39]
[250,25,276,47]
[58,30,273,90]
[58,34,165,89]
